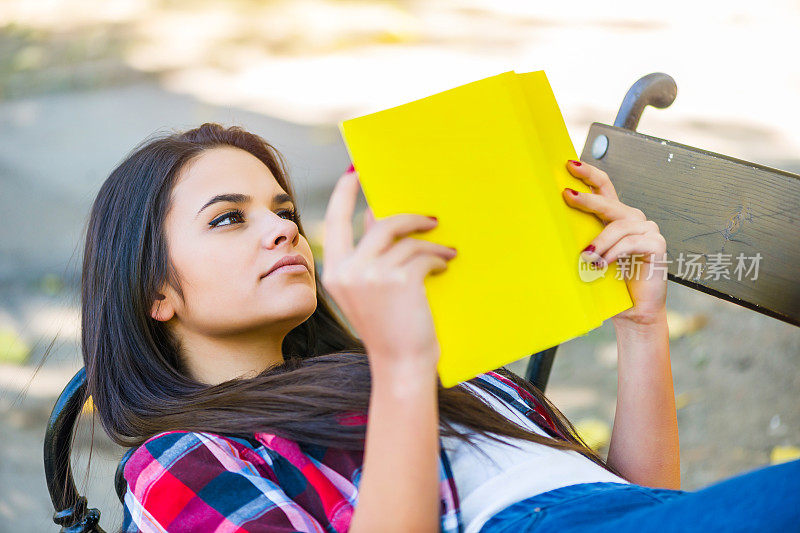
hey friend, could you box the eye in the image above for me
[279,207,299,222]
[209,209,245,228]
[208,207,298,228]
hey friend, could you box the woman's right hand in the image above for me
[321,166,457,371]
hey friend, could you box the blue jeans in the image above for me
[479,458,800,532]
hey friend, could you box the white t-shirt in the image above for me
[441,382,630,533]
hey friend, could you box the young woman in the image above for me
[82,123,798,533]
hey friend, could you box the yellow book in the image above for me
[339,70,633,388]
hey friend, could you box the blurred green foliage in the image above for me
[0,21,152,99]
[0,325,31,364]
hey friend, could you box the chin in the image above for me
[264,294,317,319]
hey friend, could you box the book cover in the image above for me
[339,70,633,388]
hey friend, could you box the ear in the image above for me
[150,293,175,322]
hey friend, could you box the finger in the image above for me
[323,168,360,269]
[580,219,660,262]
[363,206,376,235]
[598,233,667,267]
[563,188,646,224]
[404,253,450,280]
[380,235,456,267]
[566,160,619,201]
[356,213,439,259]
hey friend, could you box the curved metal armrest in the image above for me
[613,72,677,132]
[44,368,105,532]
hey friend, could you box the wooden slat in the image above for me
[580,123,800,327]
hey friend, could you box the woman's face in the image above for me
[153,146,317,339]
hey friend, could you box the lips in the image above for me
[261,254,310,279]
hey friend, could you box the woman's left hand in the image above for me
[562,159,668,327]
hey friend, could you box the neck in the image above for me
[178,327,286,384]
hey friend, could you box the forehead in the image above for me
[170,146,283,208]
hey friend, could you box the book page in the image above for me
[516,71,633,322]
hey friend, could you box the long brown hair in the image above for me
[81,122,626,479]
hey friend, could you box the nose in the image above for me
[260,212,300,249]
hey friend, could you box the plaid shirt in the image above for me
[121,370,568,532]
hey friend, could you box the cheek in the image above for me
[301,239,316,276]
[173,237,252,300]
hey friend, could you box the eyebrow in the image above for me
[195,192,294,219]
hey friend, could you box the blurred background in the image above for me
[1,0,799,530]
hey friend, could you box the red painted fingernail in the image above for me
[346,163,355,173]
[569,160,582,167]
[582,244,596,254]
[566,188,579,196]
[428,216,438,221]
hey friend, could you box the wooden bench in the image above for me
[43,72,800,532]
